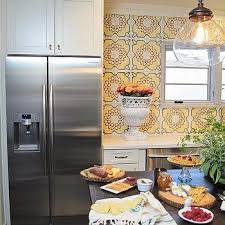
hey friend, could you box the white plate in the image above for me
[100,177,136,194]
[178,207,214,224]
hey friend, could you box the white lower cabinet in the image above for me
[103,149,146,171]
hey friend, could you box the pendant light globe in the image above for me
[173,0,225,66]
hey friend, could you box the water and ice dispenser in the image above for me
[14,113,40,151]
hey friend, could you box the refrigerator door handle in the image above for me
[42,84,47,175]
[49,84,54,175]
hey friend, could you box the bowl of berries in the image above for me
[178,207,214,224]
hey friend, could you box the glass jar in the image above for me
[157,172,173,191]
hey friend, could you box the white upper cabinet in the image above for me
[55,0,103,56]
[7,0,55,54]
[7,0,103,56]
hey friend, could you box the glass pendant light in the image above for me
[173,0,225,66]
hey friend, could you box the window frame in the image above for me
[222,65,225,102]
[161,41,219,107]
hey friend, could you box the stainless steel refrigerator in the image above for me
[6,56,102,225]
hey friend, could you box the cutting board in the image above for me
[158,191,216,209]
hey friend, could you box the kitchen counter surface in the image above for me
[103,134,198,150]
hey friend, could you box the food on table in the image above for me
[101,177,137,193]
[80,165,125,181]
[91,196,143,215]
[171,183,207,204]
[89,166,108,178]
[123,177,137,186]
[157,172,173,191]
[110,167,122,178]
[106,182,132,192]
[159,181,216,209]
[168,155,202,166]
[189,186,207,204]
[182,207,212,222]
[171,183,191,198]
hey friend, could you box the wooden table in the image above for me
[88,169,225,225]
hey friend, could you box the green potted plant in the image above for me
[181,110,225,186]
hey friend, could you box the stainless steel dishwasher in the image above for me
[147,147,200,170]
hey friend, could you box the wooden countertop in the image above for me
[88,169,224,225]
[103,134,198,150]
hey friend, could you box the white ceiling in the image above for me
[107,0,225,11]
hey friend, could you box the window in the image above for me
[164,46,212,103]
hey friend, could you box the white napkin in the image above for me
[89,192,177,225]
[221,201,225,211]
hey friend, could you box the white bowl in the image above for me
[178,207,214,224]
[137,178,153,192]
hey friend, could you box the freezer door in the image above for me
[6,56,50,225]
[48,57,102,216]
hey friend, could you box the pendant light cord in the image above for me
[198,0,203,6]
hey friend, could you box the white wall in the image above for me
[0,0,10,224]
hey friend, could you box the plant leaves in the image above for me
[201,161,210,176]
[215,170,221,184]
[219,178,225,185]
[209,163,218,181]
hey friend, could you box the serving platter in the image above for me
[158,190,216,209]
[100,178,136,194]
[80,168,126,182]
[167,156,202,167]
[178,207,214,224]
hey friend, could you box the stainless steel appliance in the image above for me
[6,56,102,225]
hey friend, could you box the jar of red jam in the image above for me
[157,172,173,191]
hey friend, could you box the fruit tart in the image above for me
[167,155,202,167]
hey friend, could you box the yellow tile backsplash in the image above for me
[163,17,187,39]
[132,40,161,70]
[133,16,161,38]
[140,105,160,134]
[103,72,129,102]
[191,108,217,131]
[104,39,130,69]
[103,104,128,134]
[132,72,160,103]
[162,108,189,133]
[103,13,224,134]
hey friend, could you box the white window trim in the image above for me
[160,41,224,108]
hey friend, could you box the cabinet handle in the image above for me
[115,156,128,159]
[49,44,52,50]
[57,45,61,50]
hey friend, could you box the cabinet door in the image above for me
[55,0,103,56]
[7,0,54,54]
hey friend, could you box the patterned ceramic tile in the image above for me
[103,14,225,134]
[163,17,187,39]
[191,108,217,131]
[103,72,130,102]
[133,15,161,38]
[132,41,161,70]
[140,105,160,134]
[207,20,225,43]
[132,72,160,103]
[104,14,130,37]
[162,108,189,133]
[104,39,130,69]
[103,104,128,134]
